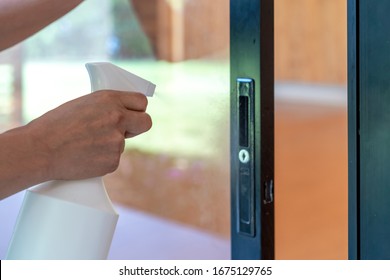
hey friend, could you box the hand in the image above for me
[26,90,152,180]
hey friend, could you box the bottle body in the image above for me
[6,178,118,259]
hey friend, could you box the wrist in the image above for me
[19,122,53,183]
[0,124,51,199]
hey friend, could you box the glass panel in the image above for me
[0,0,230,259]
[0,46,22,132]
[275,0,348,259]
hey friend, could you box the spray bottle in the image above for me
[6,62,155,259]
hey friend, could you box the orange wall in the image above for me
[275,0,347,84]
[132,0,347,83]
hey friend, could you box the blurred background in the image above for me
[0,0,347,259]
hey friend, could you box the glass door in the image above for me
[274,0,348,259]
[105,0,231,259]
[0,0,230,260]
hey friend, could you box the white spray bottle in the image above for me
[6,62,155,259]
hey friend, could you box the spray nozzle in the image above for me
[85,62,155,96]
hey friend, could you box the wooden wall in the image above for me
[131,0,229,62]
[132,0,347,82]
[275,0,347,84]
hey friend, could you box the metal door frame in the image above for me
[348,0,390,259]
[348,0,359,260]
[230,0,274,260]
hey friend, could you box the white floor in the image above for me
[275,82,347,107]
[0,191,230,260]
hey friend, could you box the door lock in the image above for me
[236,78,255,237]
[239,149,250,163]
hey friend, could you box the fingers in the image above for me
[118,91,148,112]
[93,90,152,138]
[109,91,152,138]
[114,91,152,137]
[123,111,152,138]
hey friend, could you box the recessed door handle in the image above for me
[237,78,255,237]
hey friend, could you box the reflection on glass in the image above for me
[0,0,230,259]
[275,0,348,259]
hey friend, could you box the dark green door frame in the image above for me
[348,0,359,260]
[230,0,390,260]
[230,0,274,260]
[349,0,390,259]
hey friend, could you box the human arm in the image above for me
[0,0,84,51]
[0,90,152,199]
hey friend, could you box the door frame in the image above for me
[347,0,359,260]
[230,0,275,260]
[348,0,390,259]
